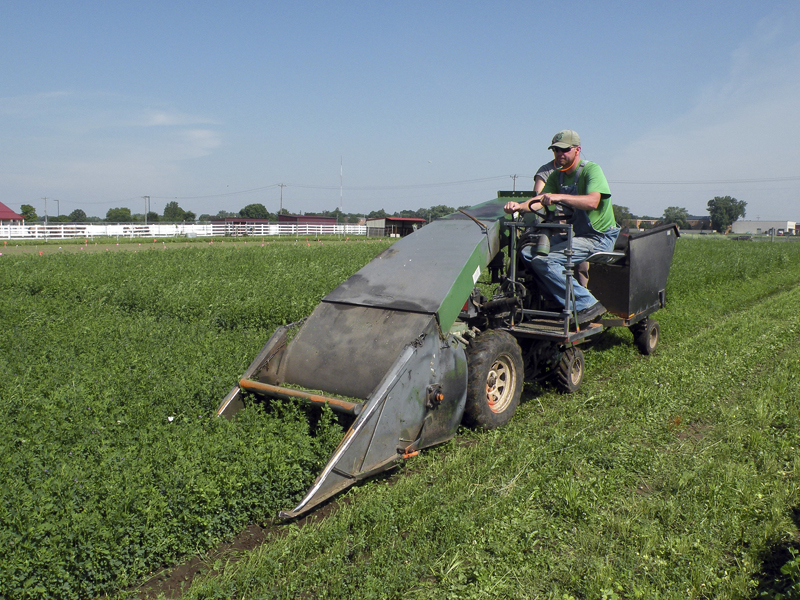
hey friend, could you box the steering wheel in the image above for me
[530,201,575,222]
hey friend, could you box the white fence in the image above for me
[0,222,368,240]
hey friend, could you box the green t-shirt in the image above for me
[542,161,615,232]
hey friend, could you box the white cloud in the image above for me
[0,91,71,116]
[178,128,222,152]
[608,6,800,219]
[0,90,223,207]
[0,90,218,131]
[139,109,218,128]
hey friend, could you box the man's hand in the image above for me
[504,197,544,214]
[540,194,555,207]
[503,200,525,213]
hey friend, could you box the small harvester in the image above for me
[216,194,679,518]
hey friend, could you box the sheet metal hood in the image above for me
[324,199,509,331]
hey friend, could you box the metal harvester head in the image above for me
[216,199,510,517]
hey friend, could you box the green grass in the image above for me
[171,237,800,600]
[4,237,800,599]
[0,234,375,255]
[0,241,392,599]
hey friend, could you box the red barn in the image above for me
[0,201,24,224]
[277,214,338,225]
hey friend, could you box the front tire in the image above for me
[463,331,524,430]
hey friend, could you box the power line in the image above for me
[609,175,800,185]
[32,172,800,210]
[147,176,510,200]
[150,184,282,200]
[288,175,510,192]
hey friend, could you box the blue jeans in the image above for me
[521,226,619,312]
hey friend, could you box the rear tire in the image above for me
[463,330,524,430]
[556,346,584,393]
[632,318,659,355]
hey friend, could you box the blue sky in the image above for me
[2,1,798,220]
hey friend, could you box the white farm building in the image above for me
[730,220,796,235]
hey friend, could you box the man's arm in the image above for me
[539,192,602,211]
[504,197,545,214]
[537,161,608,211]
[533,161,555,194]
[504,190,602,214]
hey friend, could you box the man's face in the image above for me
[553,145,579,168]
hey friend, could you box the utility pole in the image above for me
[142,196,150,225]
[340,156,343,212]
[42,197,48,225]
[278,184,286,215]
[54,199,59,218]
[510,175,518,192]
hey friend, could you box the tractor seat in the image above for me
[586,228,630,265]
[586,251,626,265]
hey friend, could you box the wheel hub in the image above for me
[485,356,515,413]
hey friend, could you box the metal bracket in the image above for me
[426,383,444,409]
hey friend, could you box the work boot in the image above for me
[573,302,605,324]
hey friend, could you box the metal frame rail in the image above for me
[502,219,600,344]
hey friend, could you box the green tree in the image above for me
[68,209,87,222]
[707,196,746,233]
[428,205,456,221]
[20,204,37,220]
[198,210,236,221]
[367,209,388,219]
[106,207,132,222]
[613,205,633,226]
[163,201,195,222]
[146,211,160,223]
[239,203,271,219]
[662,206,690,230]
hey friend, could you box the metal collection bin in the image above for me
[589,223,680,321]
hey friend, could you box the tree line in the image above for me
[614,196,747,233]
[18,196,747,232]
[17,202,466,226]
[19,201,197,224]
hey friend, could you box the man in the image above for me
[504,130,619,323]
[532,158,590,287]
[533,159,555,195]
